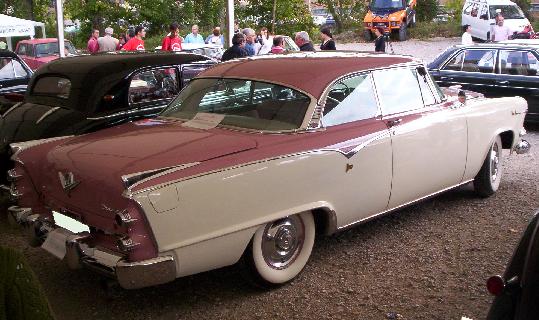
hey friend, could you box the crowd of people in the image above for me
[85,22,339,57]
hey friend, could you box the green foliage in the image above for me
[409,20,462,39]
[415,0,438,22]
[237,0,316,37]
[318,0,368,33]
[514,0,531,18]
[445,0,464,24]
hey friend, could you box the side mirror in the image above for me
[417,66,427,76]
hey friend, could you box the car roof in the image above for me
[453,43,539,50]
[197,51,417,98]
[26,52,212,113]
[18,38,72,44]
[469,0,518,5]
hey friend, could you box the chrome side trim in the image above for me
[35,107,60,124]
[1,102,22,118]
[322,130,390,159]
[337,179,474,231]
[10,135,74,161]
[86,105,165,120]
[122,162,200,191]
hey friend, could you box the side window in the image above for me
[499,50,538,76]
[414,68,437,106]
[12,59,30,78]
[443,49,496,73]
[0,58,15,80]
[479,4,489,19]
[374,68,424,115]
[322,73,378,126]
[128,68,179,104]
[16,44,27,56]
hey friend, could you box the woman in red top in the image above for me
[161,22,183,51]
[122,26,146,51]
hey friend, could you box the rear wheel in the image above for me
[399,24,408,41]
[364,30,373,41]
[240,211,315,288]
[474,135,503,197]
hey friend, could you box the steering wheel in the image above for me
[326,82,351,104]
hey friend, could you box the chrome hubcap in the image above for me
[490,143,500,182]
[261,216,305,270]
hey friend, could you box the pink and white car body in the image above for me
[8,52,530,289]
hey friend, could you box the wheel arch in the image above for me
[499,130,515,149]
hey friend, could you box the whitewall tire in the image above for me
[474,135,503,197]
[241,211,315,288]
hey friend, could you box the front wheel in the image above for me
[240,211,315,288]
[474,135,503,197]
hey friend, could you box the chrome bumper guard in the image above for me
[514,139,530,155]
[9,206,177,290]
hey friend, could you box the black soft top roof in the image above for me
[25,51,211,113]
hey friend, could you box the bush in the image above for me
[409,20,462,39]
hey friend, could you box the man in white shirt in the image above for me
[491,16,512,42]
[462,24,473,45]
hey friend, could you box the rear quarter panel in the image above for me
[463,96,527,180]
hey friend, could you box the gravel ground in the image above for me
[1,39,538,320]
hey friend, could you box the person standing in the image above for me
[121,26,146,51]
[320,27,336,50]
[97,27,119,52]
[256,27,273,55]
[87,29,100,53]
[491,16,511,41]
[221,33,248,62]
[461,24,473,45]
[205,27,224,46]
[162,22,183,51]
[294,31,315,51]
[184,25,205,44]
[374,27,386,53]
[242,28,258,56]
[117,34,127,50]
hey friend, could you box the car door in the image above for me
[437,48,498,94]
[320,72,392,225]
[373,66,468,209]
[495,49,539,121]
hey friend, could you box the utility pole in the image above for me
[55,0,65,57]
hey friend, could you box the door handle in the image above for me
[387,118,402,127]
[440,76,454,81]
[498,80,509,85]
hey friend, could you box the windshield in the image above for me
[35,41,77,57]
[160,78,312,131]
[312,8,328,16]
[489,5,525,19]
[371,0,405,10]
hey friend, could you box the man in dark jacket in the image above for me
[294,31,315,51]
[221,33,248,62]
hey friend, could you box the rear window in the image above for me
[32,76,71,99]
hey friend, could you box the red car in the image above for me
[15,38,77,70]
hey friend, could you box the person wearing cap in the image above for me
[461,24,473,45]
[98,27,119,52]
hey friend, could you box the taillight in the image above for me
[486,275,505,296]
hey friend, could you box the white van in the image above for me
[461,0,532,40]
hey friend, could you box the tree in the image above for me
[316,0,368,34]
[237,0,315,37]
[415,0,438,22]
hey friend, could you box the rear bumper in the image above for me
[8,206,176,289]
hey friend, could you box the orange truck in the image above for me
[363,0,417,41]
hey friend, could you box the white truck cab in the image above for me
[462,0,532,40]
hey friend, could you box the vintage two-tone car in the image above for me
[8,52,530,289]
[0,52,215,182]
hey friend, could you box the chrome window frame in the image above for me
[440,47,498,74]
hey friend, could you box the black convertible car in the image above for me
[0,52,215,180]
[428,43,539,123]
